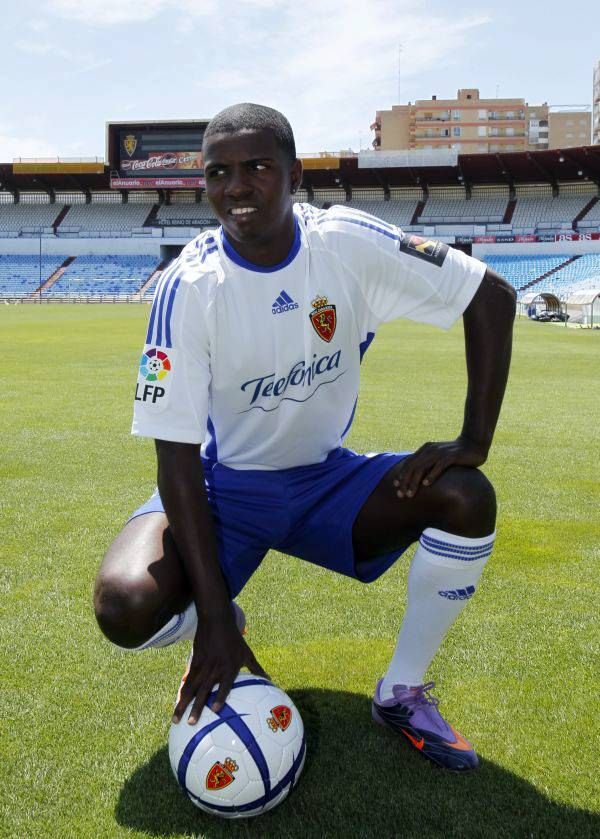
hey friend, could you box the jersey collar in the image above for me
[220,217,301,274]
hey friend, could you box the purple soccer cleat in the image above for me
[372,679,479,771]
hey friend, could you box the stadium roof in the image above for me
[0,145,599,194]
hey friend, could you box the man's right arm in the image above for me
[156,440,268,724]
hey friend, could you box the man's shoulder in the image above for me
[296,203,402,251]
[163,229,222,289]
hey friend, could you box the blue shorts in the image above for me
[129,448,410,598]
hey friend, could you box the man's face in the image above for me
[203,128,301,247]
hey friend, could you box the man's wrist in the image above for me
[458,432,491,457]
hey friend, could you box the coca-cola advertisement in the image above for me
[117,128,205,181]
[121,151,203,173]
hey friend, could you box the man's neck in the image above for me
[224,212,297,267]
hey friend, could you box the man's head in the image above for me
[202,104,303,260]
[203,103,297,165]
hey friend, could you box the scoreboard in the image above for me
[106,120,209,189]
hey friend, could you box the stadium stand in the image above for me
[537,254,600,295]
[510,184,596,232]
[44,255,160,298]
[482,254,572,291]
[1,142,598,313]
[292,189,311,205]
[0,254,69,298]
[156,203,217,224]
[58,203,154,234]
[577,197,600,228]
[346,188,421,226]
[0,202,63,235]
[419,186,508,224]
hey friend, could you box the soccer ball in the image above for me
[168,674,306,818]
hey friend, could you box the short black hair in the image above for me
[203,103,296,164]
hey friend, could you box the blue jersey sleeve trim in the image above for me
[164,277,181,349]
[341,332,375,439]
[205,415,218,463]
[359,331,375,362]
[316,212,402,243]
[220,218,301,273]
[146,261,183,347]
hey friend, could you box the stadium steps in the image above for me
[143,205,160,227]
[574,196,599,227]
[519,255,582,292]
[53,205,71,233]
[30,255,76,296]
[411,200,426,226]
[139,258,169,296]
[503,198,517,225]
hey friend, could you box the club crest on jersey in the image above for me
[123,134,137,157]
[399,234,448,267]
[309,295,336,342]
[267,705,292,732]
[205,757,239,790]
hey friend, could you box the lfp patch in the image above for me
[399,234,448,267]
[135,346,175,411]
[140,347,171,381]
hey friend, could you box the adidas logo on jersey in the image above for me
[438,586,476,601]
[272,290,299,315]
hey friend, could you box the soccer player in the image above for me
[94,103,516,771]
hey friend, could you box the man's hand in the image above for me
[172,615,269,726]
[393,435,489,499]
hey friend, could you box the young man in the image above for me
[94,103,516,772]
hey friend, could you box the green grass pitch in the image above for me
[1,305,598,838]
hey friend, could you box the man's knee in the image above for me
[435,467,496,537]
[93,570,159,649]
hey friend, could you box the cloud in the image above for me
[46,0,277,26]
[15,39,73,59]
[180,0,492,150]
[46,0,170,25]
[41,0,491,152]
[0,133,62,161]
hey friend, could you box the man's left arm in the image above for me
[394,267,516,498]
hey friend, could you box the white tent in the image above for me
[562,288,600,327]
[518,291,561,318]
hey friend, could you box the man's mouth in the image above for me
[229,207,258,216]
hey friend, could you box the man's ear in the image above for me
[290,158,303,193]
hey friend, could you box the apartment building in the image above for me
[372,89,590,154]
[548,107,591,148]
[594,60,600,144]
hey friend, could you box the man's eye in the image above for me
[251,163,267,171]
[207,168,225,178]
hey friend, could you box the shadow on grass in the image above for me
[116,689,598,839]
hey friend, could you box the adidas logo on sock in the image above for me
[438,585,476,601]
[272,290,299,315]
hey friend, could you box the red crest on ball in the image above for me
[271,705,292,730]
[205,757,238,790]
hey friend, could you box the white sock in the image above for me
[125,601,197,652]
[380,527,495,699]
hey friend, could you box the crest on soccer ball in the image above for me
[267,705,292,732]
[309,295,336,342]
[205,757,239,790]
[123,134,138,157]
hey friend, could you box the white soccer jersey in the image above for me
[132,204,486,470]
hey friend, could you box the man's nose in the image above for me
[225,168,252,198]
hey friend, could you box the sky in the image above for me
[2,0,599,161]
